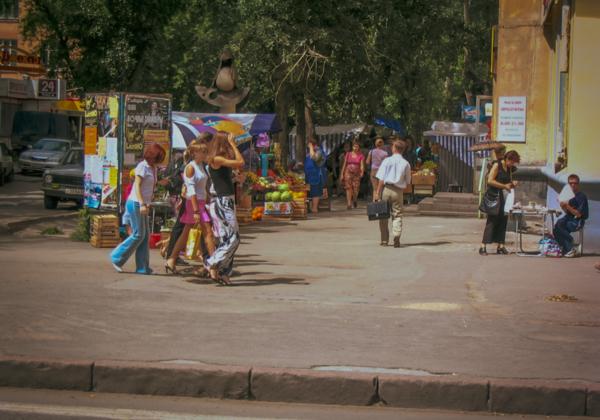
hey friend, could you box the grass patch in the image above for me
[41,226,64,235]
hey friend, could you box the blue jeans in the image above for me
[110,200,151,273]
[553,217,581,253]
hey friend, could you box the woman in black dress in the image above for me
[479,150,520,255]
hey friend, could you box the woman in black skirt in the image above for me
[479,150,520,255]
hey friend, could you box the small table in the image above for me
[510,208,559,256]
[150,201,173,234]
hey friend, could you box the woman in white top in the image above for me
[165,140,215,273]
[111,143,166,274]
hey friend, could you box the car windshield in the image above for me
[66,150,83,165]
[32,139,69,152]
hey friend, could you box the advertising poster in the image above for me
[124,95,170,164]
[84,94,120,209]
[497,96,527,142]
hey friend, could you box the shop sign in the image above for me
[0,47,45,74]
[37,79,59,98]
[497,96,527,142]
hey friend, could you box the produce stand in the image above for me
[244,171,308,222]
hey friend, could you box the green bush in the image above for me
[41,226,63,235]
[70,208,91,241]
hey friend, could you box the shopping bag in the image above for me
[503,189,515,213]
[185,226,201,260]
[367,200,390,221]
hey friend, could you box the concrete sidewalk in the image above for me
[1,209,599,415]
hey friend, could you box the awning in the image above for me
[171,112,281,149]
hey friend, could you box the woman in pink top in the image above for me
[366,137,390,200]
[341,139,365,209]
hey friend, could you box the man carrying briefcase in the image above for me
[373,139,412,247]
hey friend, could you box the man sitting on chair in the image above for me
[553,174,589,258]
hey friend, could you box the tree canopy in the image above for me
[22,0,497,147]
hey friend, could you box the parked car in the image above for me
[19,138,74,175]
[0,143,15,186]
[41,147,84,209]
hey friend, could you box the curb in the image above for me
[1,357,599,416]
[0,212,79,234]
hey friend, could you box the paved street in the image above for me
[1,206,599,382]
[0,173,79,232]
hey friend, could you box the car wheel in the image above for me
[44,195,59,209]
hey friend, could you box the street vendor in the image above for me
[305,138,326,214]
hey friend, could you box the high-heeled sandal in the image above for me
[496,247,509,255]
[478,247,488,256]
[164,262,178,274]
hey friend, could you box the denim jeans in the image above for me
[110,200,151,273]
[553,217,581,253]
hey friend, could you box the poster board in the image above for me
[497,96,527,142]
[83,94,120,209]
[84,92,172,213]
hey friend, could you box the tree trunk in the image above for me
[274,86,291,170]
[463,0,473,106]
[294,93,306,165]
[304,97,316,141]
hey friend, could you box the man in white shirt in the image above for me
[374,140,412,248]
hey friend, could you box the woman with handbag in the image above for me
[479,150,520,255]
[165,139,215,274]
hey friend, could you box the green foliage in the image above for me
[41,226,63,235]
[22,0,497,139]
[70,208,91,242]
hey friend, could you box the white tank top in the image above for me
[183,160,207,201]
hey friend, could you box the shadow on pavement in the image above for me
[402,241,452,247]
[230,276,308,286]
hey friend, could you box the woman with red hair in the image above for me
[110,143,166,274]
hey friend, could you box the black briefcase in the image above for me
[366,200,390,220]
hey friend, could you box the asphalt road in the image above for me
[1,209,599,382]
[0,388,582,419]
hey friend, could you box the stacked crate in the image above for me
[292,196,307,219]
[90,214,120,248]
[236,207,253,224]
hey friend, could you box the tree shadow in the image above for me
[234,259,281,267]
[230,276,309,287]
[402,241,452,247]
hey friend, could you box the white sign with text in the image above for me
[498,96,527,142]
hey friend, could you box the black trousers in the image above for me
[165,202,186,257]
[482,212,508,244]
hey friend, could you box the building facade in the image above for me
[494,0,599,252]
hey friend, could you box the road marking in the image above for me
[0,401,285,420]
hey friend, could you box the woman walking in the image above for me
[206,131,244,285]
[165,139,216,275]
[341,139,365,209]
[366,137,389,199]
[110,143,166,274]
[479,150,520,255]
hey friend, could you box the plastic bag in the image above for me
[539,237,562,257]
[185,226,201,260]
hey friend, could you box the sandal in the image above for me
[496,247,509,255]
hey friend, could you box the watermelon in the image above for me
[265,192,273,201]
[271,191,281,202]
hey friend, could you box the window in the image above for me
[0,0,19,19]
[0,39,17,66]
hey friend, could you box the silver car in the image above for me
[19,138,73,175]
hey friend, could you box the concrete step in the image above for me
[423,203,480,213]
[432,195,479,205]
[418,210,478,218]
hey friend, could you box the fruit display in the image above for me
[251,206,264,221]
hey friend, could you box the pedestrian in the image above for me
[110,142,166,274]
[553,174,588,258]
[341,139,366,209]
[165,139,216,275]
[336,141,351,196]
[366,137,389,200]
[206,131,245,285]
[304,138,326,213]
[479,150,520,255]
[374,140,412,248]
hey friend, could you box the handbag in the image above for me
[479,190,501,216]
[367,200,390,221]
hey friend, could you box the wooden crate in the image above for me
[90,214,120,248]
[262,214,293,222]
[236,207,253,224]
[292,198,307,220]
